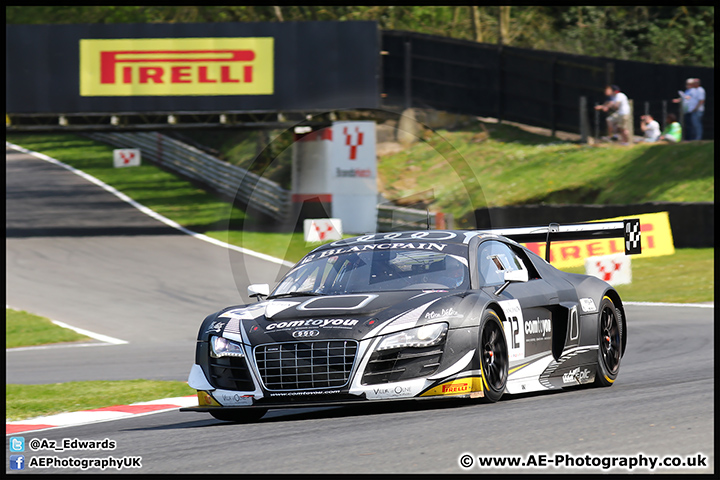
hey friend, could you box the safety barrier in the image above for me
[87,131,459,232]
[377,204,453,232]
[85,131,291,222]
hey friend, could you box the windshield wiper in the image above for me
[266,291,325,299]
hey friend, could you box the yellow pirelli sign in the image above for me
[522,211,675,269]
[421,377,484,397]
[79,37,274,96]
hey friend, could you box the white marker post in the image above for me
[113,149,141,168]
[585,253,632,285]
[304,218,343,243]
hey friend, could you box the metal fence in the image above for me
[377,204,453,232]
[85,131,291,222]
[381,30,714,139]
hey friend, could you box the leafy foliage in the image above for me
[6,6,713,66]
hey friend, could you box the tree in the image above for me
[5,5,713,66]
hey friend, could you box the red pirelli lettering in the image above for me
[220,66,240,83]
[100,49,256,84]
[560,245,580,260]
[609,239,623,254]
[139,67,163,84]
[586,242,603,257]
[171,66,192,83]
[198,66,216,83]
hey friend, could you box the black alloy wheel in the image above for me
[594,297,623,387]
[479,310,509,402]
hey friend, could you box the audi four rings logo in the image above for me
[292,330,320,338]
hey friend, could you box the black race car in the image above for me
[181,220,641,422]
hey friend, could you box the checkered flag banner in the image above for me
[624,219,642,255]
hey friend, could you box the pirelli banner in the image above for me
[6,22,380,114]
[523,211,675,270]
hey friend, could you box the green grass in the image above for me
[378,122,714,226]
[6,380,195,421]
[205,230,353,264]
[559,248,713,303]
[6,308,91,348]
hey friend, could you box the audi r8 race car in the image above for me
[181,220,641,422]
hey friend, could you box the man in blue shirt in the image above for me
[673,78,705,141]
[688,78,706,140]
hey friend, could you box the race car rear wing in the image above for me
[480,219,641,262]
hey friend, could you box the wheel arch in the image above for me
[602,289,627,358]
[484,301,507,325]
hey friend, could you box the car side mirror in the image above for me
[248,284,270,301]
[494,262,529,296]
[503,268,529,283]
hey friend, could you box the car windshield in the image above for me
[271,248,469,296]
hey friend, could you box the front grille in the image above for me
[209,356,255,391]
[254,340,358,391]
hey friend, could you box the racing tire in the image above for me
[209,408,268,423]
[478,309,509,403]
[594,297,623,387]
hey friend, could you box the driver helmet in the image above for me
[444,257,465,287]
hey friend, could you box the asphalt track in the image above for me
[5,147,714,473]
[6,148,287,383]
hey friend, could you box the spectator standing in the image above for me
[689,78,705,140]
[658,113,682,143]
[639,114,661,142]
[595,85,631,145]
[673,78,696,140]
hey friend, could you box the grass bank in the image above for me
[377,121,714,225]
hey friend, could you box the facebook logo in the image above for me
[9,455,25,470]
[9,436,25,452]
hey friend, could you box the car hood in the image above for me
[210,290,464,343]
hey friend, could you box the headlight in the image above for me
[377,323,448,351]
[210,336,245,358]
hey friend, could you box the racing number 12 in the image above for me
[509,316,520,349]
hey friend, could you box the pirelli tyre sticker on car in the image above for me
[498,299,525,361]
[420,377,484,397]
